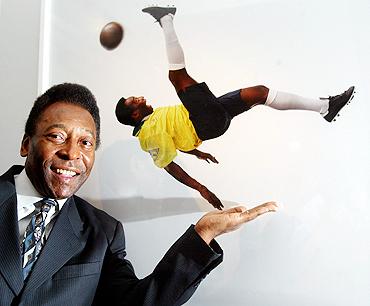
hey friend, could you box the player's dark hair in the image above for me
[25,83,101,148]
[115,97,137,127]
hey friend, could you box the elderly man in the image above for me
[0,82,276,305]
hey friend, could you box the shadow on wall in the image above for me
[86,196,241,223]
[93,139,241,222]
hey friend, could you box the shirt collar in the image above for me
[132,115,151,136]
[14,169,68,219]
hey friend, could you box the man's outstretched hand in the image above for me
[199,185,224,210]
[194,202,278,244]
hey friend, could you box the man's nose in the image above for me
[57,141,81,160]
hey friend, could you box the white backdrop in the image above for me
[1,0,370,305]
[0,0,42,168]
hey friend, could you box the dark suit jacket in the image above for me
[0,165,223,306]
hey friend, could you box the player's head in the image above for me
[115,96,153,127]
[25,83,101,148]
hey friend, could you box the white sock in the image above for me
[265,89,329,114]
[159,14,185,71]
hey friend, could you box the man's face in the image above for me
[20,102,97,199]
[125,96,153,119]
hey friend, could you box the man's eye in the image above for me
[82,140,94,148]
[47,134,64,142]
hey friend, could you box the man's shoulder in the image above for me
[0,166,21,204]
[0,165,23,195]
[72,195,120,231]
[140,104,186,133]
[73,195,117,220]
[155,104,185,113]
[0,165,24,181]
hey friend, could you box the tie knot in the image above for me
[39,198,58,213]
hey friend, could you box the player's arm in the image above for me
[180,149,218,164]
[164,161,224,210]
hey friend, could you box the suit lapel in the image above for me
[0,166,89,296]
[0,172,24,295]
[22,196,87,295]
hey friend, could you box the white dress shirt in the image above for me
[14,169,67,244]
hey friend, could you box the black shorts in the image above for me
[177,82,250,140]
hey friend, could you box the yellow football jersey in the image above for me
[136,105,202,168]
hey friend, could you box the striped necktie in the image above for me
[21,198,58,280]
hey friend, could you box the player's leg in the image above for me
[239,85,328,112]
[143,6,197,92]
[239,85,355,122]
[239,85,269,108]
[143,6,230,141]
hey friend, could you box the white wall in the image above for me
[1,0,370,305]
[0,0,43,171]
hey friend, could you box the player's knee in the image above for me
[255,85,269,102]
[241,85,269,106]
[168,69,197,92]
[256,85,269,93]
[168,71,180,88]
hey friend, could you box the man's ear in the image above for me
[131,110,140,121]
[20,134,30,157]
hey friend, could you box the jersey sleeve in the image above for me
[140,133,177,168]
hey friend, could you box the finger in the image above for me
[262,201,278,212]
[213,199,224,210]
[226,206,247,214]
[215,201,223,210]
[247,202,277,217]
[217,198,224,209]
[241,201,277,222]
[211,202,222,210]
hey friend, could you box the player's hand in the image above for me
[195,202,278,244]
[199,185,224,210]
[196,152,218,164]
